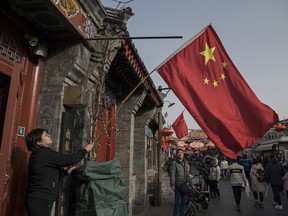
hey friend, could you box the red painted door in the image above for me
[94,98,116,162]
[0,59,21,215]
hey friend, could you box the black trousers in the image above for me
[252,191,264,202]
[25,197,54,216]
[232,186,242,205]
[209,180,220,197]
[271,184,283,205]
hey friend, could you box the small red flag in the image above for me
[157,25,279,158]
[172,112,188,139]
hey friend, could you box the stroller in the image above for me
[185,174,210,216]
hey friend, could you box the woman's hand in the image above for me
[85,143,95,152]
[67,163,80,174]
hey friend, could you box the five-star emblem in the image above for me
[200,43,228,87]
[199,43,216,65]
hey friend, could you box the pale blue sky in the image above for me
[103,0,288,129]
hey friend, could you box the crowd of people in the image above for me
[167,150,288,215]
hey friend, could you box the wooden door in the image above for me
[94,96,116,162]
[0,59,21,215]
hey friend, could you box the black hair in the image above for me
[25,128,46,152]
[176,148,184,153]
[269,153,276,159]
[253,158,259,164]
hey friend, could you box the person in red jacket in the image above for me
[25,128,94,216]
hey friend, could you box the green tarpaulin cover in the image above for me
[73,159,127,216]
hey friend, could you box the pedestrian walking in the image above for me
[226,158,248,212]
[220,158,228,179]
[25,128,95,216]
[240,154,252,186]
[170,148,190,216]
[250,158,266,208]
[201,155,213,191]
[208,157,221,199]
[265,154,285,210]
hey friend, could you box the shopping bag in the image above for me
[265,184,269,197]
[244,184,253,202]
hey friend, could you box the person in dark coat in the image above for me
[25,128,95,216]
[170,148,190,216]
[240,154,251,186]
[201,155,213,190]
[265,154,285,210]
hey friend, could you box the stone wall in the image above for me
[37,42,80,149]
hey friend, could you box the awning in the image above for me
[189,141,204,149]
[279,135,288,143]
[256,143,277,151]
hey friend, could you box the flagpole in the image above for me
[118,70,156,110]
[92,70,156,141]
[154,24,211,72]
[85,36,183,40]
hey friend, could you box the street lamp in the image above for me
[157,86,171,95]
[164,100,175,108]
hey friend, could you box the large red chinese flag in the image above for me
[172,112,188,139]
[156,25,279,158]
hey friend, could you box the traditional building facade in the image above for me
[254,119,288,161]
[0,1,162,215]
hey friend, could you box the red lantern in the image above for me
[166,137,175,143]
[275,124,286,132]
[162,128,173,136]
[171,145,177,150]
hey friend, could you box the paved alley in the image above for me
[134,167,287,216]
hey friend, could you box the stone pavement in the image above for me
[133,168,287,216]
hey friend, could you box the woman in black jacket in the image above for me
[25,128,94,216]
[265,154,285,210]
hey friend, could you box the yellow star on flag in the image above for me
[222,61,227,68]
[199,43,216,65]
[213,80,218,87]
[220,73,226,80]
[203,77,209,84]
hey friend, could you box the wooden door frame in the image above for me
[0,58,21,214]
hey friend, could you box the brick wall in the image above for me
[134,108,157,206]
[116,90,158,215]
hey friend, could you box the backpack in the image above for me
[255,169,266,182]
[242,159,251,172]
